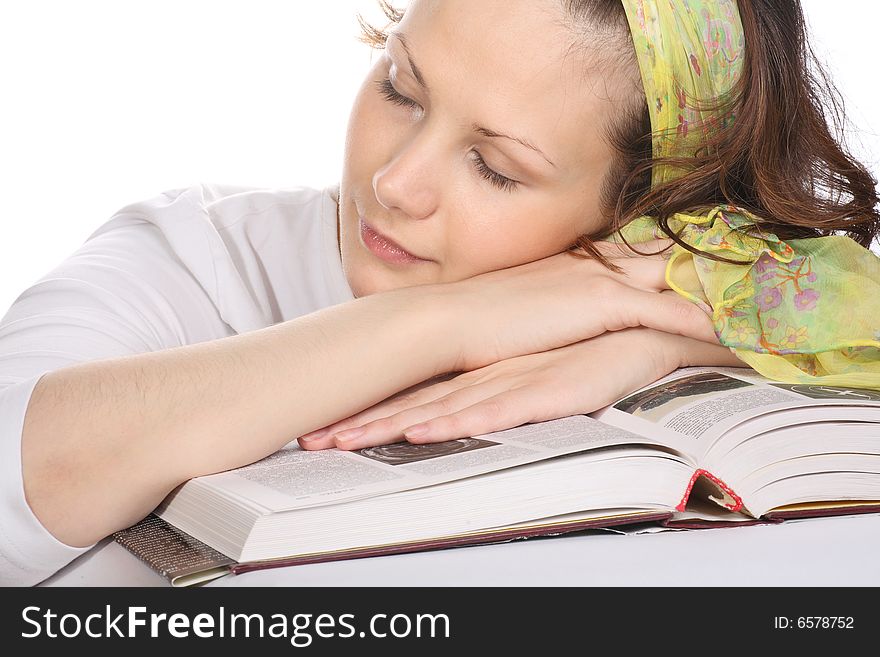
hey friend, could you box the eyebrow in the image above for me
[390,31,557,169]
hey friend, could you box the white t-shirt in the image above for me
[0,183,353,586]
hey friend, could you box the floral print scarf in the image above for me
[609,0,880,387]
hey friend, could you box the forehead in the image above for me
[394,0,635,172]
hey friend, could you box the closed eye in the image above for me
[374,77,520,193]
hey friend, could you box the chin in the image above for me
[348,278,380,299]
[343,260,394,298]
[351,266,434,298]
[341,239,439,298]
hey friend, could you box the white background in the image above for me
[1,0,878,314]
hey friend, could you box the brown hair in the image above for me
[355,0,880,270]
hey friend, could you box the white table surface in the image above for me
[40,512,880,587]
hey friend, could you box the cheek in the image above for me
[343,82,399,174]
[443,210,581,280]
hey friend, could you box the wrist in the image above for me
[394,282,469,376]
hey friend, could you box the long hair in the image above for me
[355,0,880,269]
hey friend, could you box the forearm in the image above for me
[21,285,460,547]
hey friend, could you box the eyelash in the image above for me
[374,77,519,193]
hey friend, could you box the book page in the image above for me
[592,366,880,463]
[196,415,683,512]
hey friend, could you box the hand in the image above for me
[444,238,716,372]
[297,327,743,451]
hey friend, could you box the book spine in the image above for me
[677,468,744,512]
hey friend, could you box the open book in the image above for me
[114,366,880,586]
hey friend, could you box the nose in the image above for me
[372,131,441,220]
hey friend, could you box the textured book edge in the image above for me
[112,515,235,587]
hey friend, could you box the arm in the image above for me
[14,232,708,563]
[21,285,460,549]
[297,327,744,451]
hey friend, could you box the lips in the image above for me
[359,217,429,263]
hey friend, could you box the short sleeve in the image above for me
[0,218,231,586]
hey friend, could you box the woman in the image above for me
[1,0,877,586]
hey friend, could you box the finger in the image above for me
[659,287,712,314]
[299,407,408,450]
[610,284,718,344]
[298,373,463,450]
[606,257,670,292]
[678,338,743,367]
[298,435,335,450]
[335,432,408,451]
[584,240,677,292]
[400,389,542,444]
[334,374,516,450]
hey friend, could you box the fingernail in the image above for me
[300,428,330,442]
[334,427,366,442]
[404,423,429,439]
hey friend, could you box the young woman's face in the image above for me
[338,0,640,297]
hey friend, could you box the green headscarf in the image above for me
[609,0,880,387]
